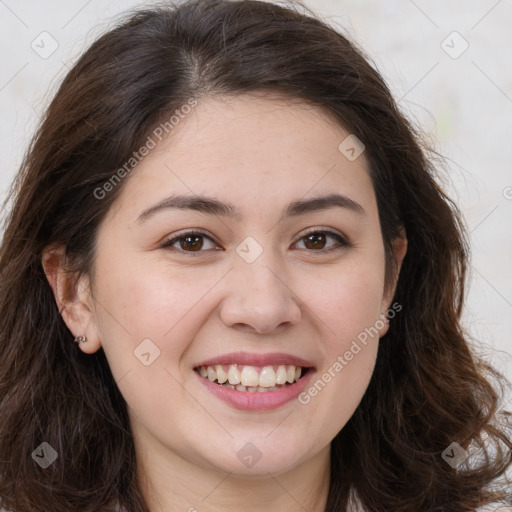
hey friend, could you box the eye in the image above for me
[162,230,219,255]
[293,228,350,253]
[161,228,350,256]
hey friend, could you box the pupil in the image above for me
[183,235,202,251]
[305,233,325,250]
[180,234,326,251]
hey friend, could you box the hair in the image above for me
[1,0,511,510]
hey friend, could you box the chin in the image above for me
[201,436,308,477]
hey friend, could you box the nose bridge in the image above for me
[219,236,301,333]
[236,246,281,297]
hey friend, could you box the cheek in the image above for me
[307,262,385,344]
[93,253,222,370]
[311,279,382,392]
[96,248,201,332]
[296,268,383,438]
[296,255,385,426]
[93,261,212,425]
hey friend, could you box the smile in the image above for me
[195,364,308,392]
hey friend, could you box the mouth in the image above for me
[194,364,312,393]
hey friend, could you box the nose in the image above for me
[219,251,302,335]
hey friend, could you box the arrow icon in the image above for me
[440,31,468,59]
[338,134,365,161]
[32,442,58,468]
[31,32,59,59]
[236,236,263,263]
[441,441,468,468]
[134,339,161,366]
[237,441,263,467]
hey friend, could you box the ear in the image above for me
[378,228,407,338]
[41,244,102,354]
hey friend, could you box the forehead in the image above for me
[106,93,377,224]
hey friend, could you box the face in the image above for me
[45,93,405,480]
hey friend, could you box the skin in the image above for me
[42,93,407,512]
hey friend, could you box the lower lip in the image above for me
[194,369,315,411]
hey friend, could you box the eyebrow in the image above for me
[136,193,365,224]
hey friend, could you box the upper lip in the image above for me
[194,351,315,369]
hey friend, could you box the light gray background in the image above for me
[1,0,511,409]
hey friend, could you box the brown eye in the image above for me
[179,235,204,251]
[162,229,350,257]
[295,230,349,253]
[162,231,218,254]
[304,232,327,250]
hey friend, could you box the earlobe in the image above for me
[394,229,408,272]
[387,230,408,299]
[41,244,102,354]
[379,230,408,338]
[378,315,390,338]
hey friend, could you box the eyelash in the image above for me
[161,228,351,256]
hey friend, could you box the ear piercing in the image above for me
[74,335,88,344]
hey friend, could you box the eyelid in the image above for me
[294,227,351,252]
[162,229,219,253]
[162,227,351,255]
[165,228,215,242]
[298,226,349,244]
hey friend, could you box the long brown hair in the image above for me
[1,1,510,510]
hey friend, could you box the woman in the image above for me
[0,0,510,511]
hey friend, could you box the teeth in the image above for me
[276,365,288,385]
[215,364,228,384]
[197,363,307,390]
[259,366,276,387]
[233,384,273,392]
[227,364,241,385]
[241,366,259,387]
